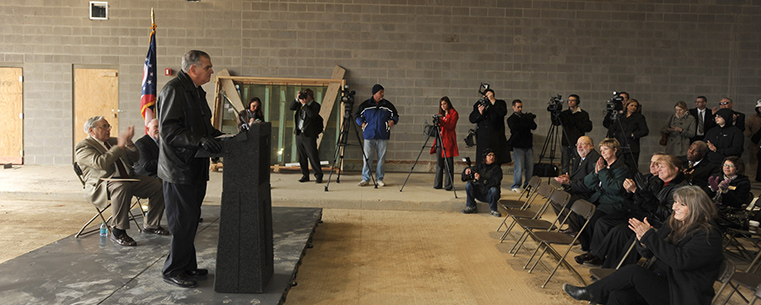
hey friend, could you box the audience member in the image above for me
[704,108,743,164]
[563,186,723,305]
[461,149,503,217]
[430,96,458,191]
[469,88,510,165]
[134,118,160,178]
[290,88,324,183]
[75,116,168,248]
[661,101,695,156]
[552,136,600,234]
[506,99,537,192]
[355,84,399,187]
[680,141,718,188]
[745,99,761,181]
[690,96,715,143]
[238,97,265,131]
[704,156,751,209]
[713,97,745,132]
[604,98,649,172]
[157,50,224,288]
[557,94,593,174]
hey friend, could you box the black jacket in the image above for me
[703,125,743,164]
[703,174,751,208]
[632,173,687,228]
[679,156,718,189]
[558,108,593,146]
[156,70,223,184]
[604,112,649,153]
[469,99,510,164]
[638,221,723,305]
[133,134,159,178]
[290,99,323,137]
[461,161,502,190]
[564,149,600,199]
[506,112,537,149]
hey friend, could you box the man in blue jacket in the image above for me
[355,84,399,187]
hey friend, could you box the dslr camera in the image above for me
[461,157,475,182]
[298,91,308,100]
[605,91,624,120]
[477,83,491,108]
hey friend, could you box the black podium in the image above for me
[214,123,274,293]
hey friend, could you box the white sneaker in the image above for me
[358,180,369,187]
[377,180,386,187]
[511,188,521,193]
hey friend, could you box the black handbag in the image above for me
[464,128,476,148]
[533,163,558,177]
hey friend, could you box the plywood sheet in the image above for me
[316,66,345,148]
[73,68,119,146]
[0,68,23,164]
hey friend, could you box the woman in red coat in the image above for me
[431,96,459,190]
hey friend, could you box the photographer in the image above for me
[604,98,649,172]
[469,88,510,165]
[238,97,265,131]
[558,94,593,174]
[506,99,537,192]
[461,149,502,217]
[290,88,324,183]
[430,96,459,190]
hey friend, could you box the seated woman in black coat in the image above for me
[563,185,724,305]
[704,156,751,209]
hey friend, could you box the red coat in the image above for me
[430,108,459,158]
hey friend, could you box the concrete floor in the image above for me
[0,165,754,304]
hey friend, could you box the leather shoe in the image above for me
[163,273,197,288]
[559,228,577,235]
[110,232,137,246]
[298,176,309,182]
[186,268,208,276]
[563,283,593,301]
[584,256,604,266]
[574,253,592,265]
[315,176,323,183]
[142,227,170,235]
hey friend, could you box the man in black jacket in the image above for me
[462,149,503,217]
[506,99,537,192]
[156,50,223,288]
[133,118,159,178]
[290,88,324,183]
[558,94,593,174]
[469,89,510,165]
[689,96,715,143]
[704,108,744,164]
[680,140,717,188]
[552,136,600,233]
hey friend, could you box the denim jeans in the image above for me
[512,147,534,189]
[465,182,500,211]
[362,139,388,182]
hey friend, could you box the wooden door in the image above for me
[73,68,119,146]
[0,68,23,164]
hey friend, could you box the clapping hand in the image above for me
[554,173,570,185]
[718,178,731,193]
[706,140,717,152]
[629,217,653,241]
[623,178,637,193]
[595,157,605,174]
[708,176,720,192]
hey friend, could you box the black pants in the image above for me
[552,193,585,232]
[434,145,454,189]
[162,180,206,276]
[588,213,630,257]
[587,264,670,305]
[296,133,323,179]
[579,210,608,251]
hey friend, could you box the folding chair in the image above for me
[498,182,556,243]
[508,189,572,255]
[496,176,542,231]
[712,259,736,305]
[588,238,638,281]
[73,162,144,238]
[523,199,596,288]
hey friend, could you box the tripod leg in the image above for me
[400,131,432,192]
[325,115,351,191]
[353,121,377,187]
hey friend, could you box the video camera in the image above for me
[547,94,563,124]
[340,86,355,105]
[461,157,475,181]
[605,91,624,120]
[477,83,491,108]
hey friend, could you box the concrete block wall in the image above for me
[1,0,759,172]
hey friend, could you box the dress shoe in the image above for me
[559,228,577,236]
[186,268,208,276]
[298,176,309,182]
[163,273,197,288]
[574,253,593,265]
[110,232,137,246]
[315,176,323,183]
[584,256,604,266]
[142,227,170,235]
[563,283,593,301]
[433,186,443,189]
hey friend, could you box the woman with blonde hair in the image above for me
[661,101,696,156]
[564,185,723,305]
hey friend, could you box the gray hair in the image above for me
[181,50,210,72]
[84,115,105,134]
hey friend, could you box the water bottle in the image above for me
[99,222,108,237]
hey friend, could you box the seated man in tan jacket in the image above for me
[75,115,169,246]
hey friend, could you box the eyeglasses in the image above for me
[723,163,735,168]
[719,102,730,105]
[96,124,111,130]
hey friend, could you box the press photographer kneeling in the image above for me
[461,149,502,217]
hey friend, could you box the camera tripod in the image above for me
[400,119,457,198]
[536,113,576,181]
[605,111,638,172]
[324,106,377,191]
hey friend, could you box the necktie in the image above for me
[103,141,130,178]
[698,110,704,134]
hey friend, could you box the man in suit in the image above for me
[680,141,718,189]
[75,116,169,247]
[157,50,224,288]
[689,96,716,143]
[290,88,324,183]
[552,136,600,234]
[133,118,160,178]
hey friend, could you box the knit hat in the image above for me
[482,148,495,160]
[715,108,734,124]
[372,84,384,95]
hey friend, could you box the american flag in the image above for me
[140,21,157,134]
